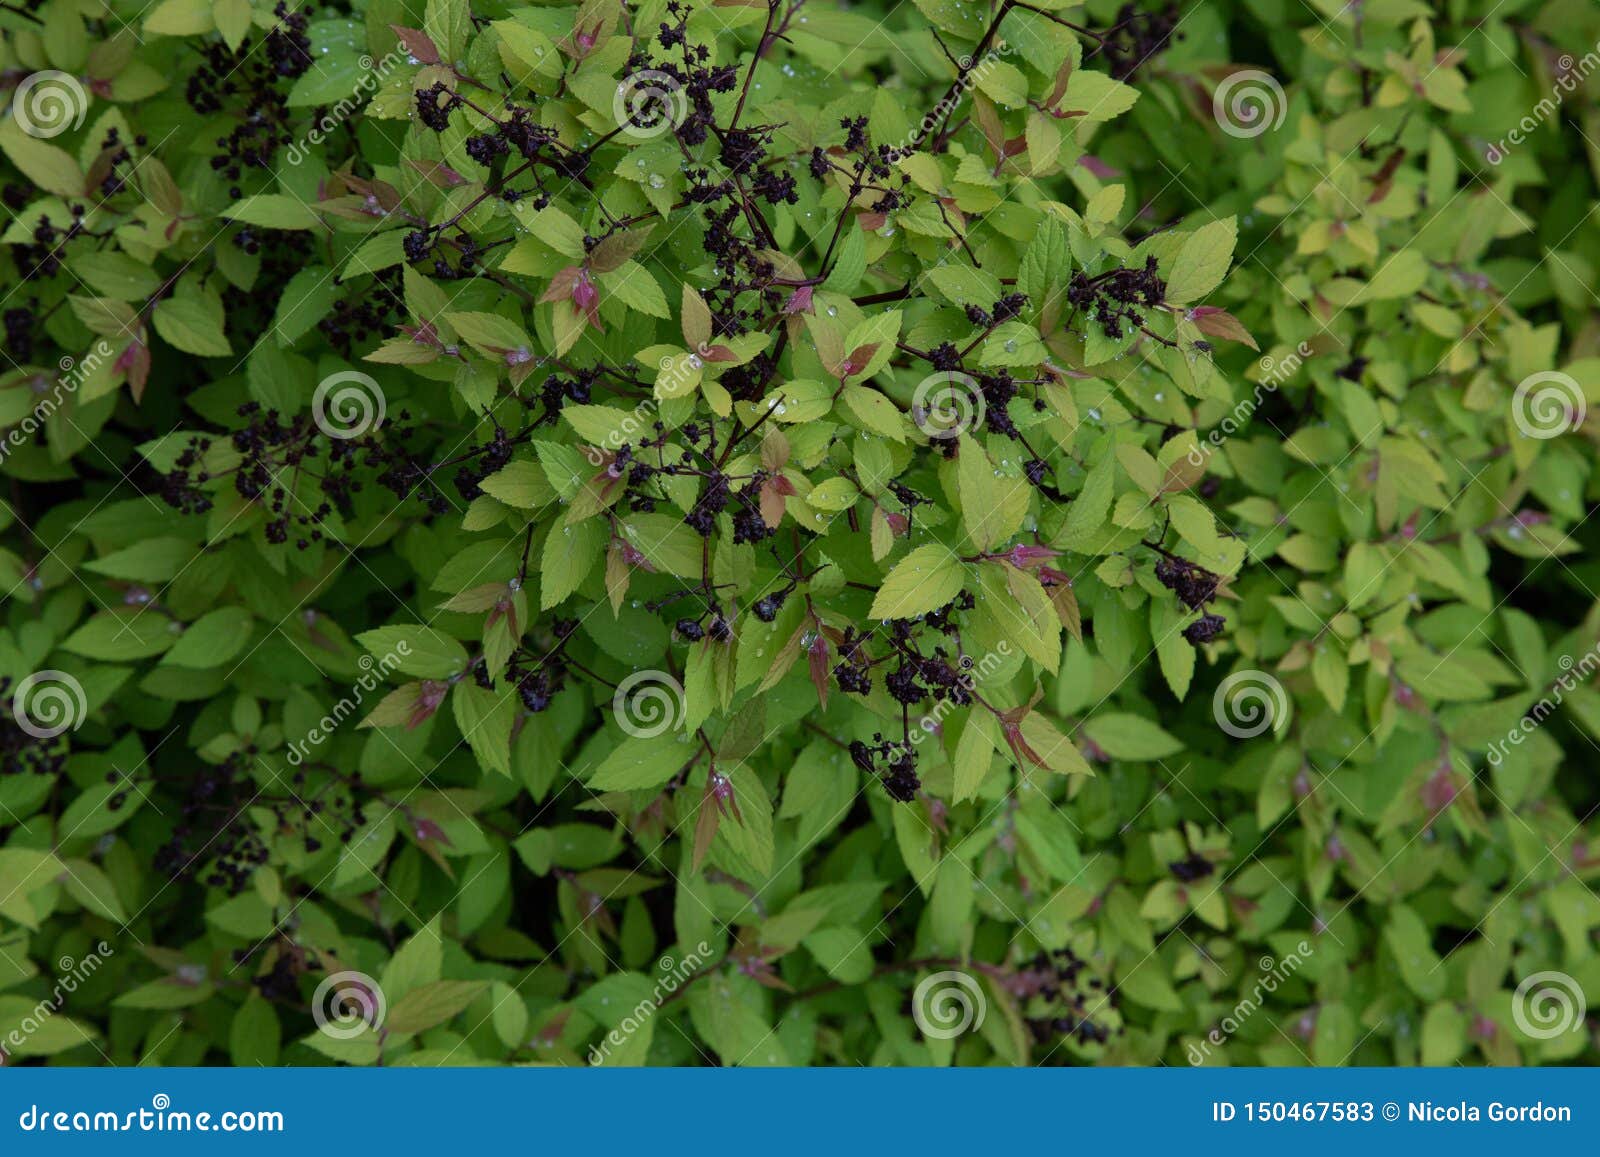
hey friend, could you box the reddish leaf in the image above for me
[1190,306,1259,350]
[389,24,441,64]
[807,632,831,709]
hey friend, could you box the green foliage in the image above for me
[0,0,1597,1068]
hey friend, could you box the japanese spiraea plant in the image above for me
[0,0,1595,1068]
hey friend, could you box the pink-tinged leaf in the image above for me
[339,171,376,199]
[541,265,581,304]
[1045,61,1072,108]
[692,791,720,870]
[808,632,830,709]
[116,339,150,403]
[1002,544,1060,569]
[1001,720,1051,770]
[573,268,602,328]
[619,538,651,570]
[389,24,441,65]
[709,769,743,824]
[565,20,601,57]
[533,1008,571,1046]
[1421,767,1458,812]
[411,816,451,845]
[1077,154,1121,178]
[409,680,448,729]
[783,285,814,315]
[759,478,786,528]
[407,158,468,188]
[572,268,598,311]
[836,342,879,379]
[1189,306,1259,350]
[400,320,442,347]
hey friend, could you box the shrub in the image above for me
[0,0,1594,1066]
